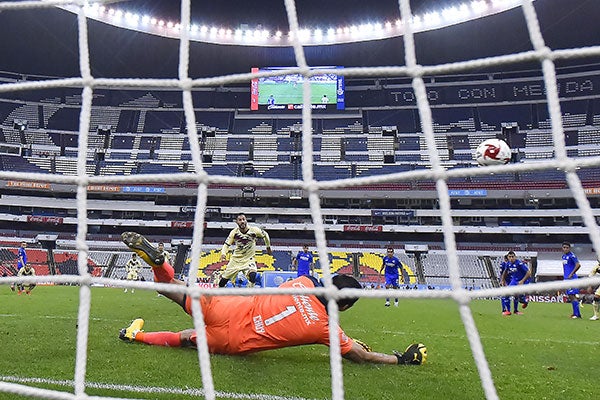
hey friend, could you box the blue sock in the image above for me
[501,297,509,311]
[573,301,581,317]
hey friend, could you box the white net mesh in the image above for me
[2,0,600,399]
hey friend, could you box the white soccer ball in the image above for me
[475,138,511,166]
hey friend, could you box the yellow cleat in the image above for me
[121,232,164,267]
[119,318,144,342]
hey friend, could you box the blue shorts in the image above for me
[566,288,580,296]
[385,276,399,287]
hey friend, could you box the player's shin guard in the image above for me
[135,331,182,347]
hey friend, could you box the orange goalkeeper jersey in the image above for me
[186,276,354,355]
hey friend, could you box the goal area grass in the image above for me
[0,285,597,400]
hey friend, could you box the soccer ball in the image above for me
[475,138,511,166]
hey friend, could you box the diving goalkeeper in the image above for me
[119,231,427,365]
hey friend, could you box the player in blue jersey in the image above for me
[500,251,531,315]
[380,247,403,307]
[11,242,28,292]
[561,242,582,319]
[499,254,512,315]
[17,242,27,270]
[292,245,314,278]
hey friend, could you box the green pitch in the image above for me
[0,285,598,399]
[258,81,336,105]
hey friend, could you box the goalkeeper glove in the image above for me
[394,343,427,365]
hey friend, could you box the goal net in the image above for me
[1,1,600,400]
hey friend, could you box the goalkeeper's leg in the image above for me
[121,321,196,348]
[134,329,196,348]
[121,232,186,307]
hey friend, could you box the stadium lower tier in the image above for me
[0,242,552,291]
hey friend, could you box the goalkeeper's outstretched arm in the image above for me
[343,341,399,365]
[343,340,427,365]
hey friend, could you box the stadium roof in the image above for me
[0,0,598,79]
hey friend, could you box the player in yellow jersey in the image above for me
[157,242,171,264]
[124,253,142,293]
[219,213,271,288]
[588,260,600,320]
[17,263,36,295]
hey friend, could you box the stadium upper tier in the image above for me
[1,65,600,185]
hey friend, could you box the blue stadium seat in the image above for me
[196,111,232,130]
[46,107,80,131]
[478,104,533,131]
[367,109,416,133]
[143,110,184,133]
[226,137,252,152]
[111,135,135,150]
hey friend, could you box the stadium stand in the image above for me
[367,109,417,133]
[431,107,476,133]
[44,107,80,131]
[478,104,533,131]
[0,247,50,275]
[2,66,600,243]
[142,110,184,133]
